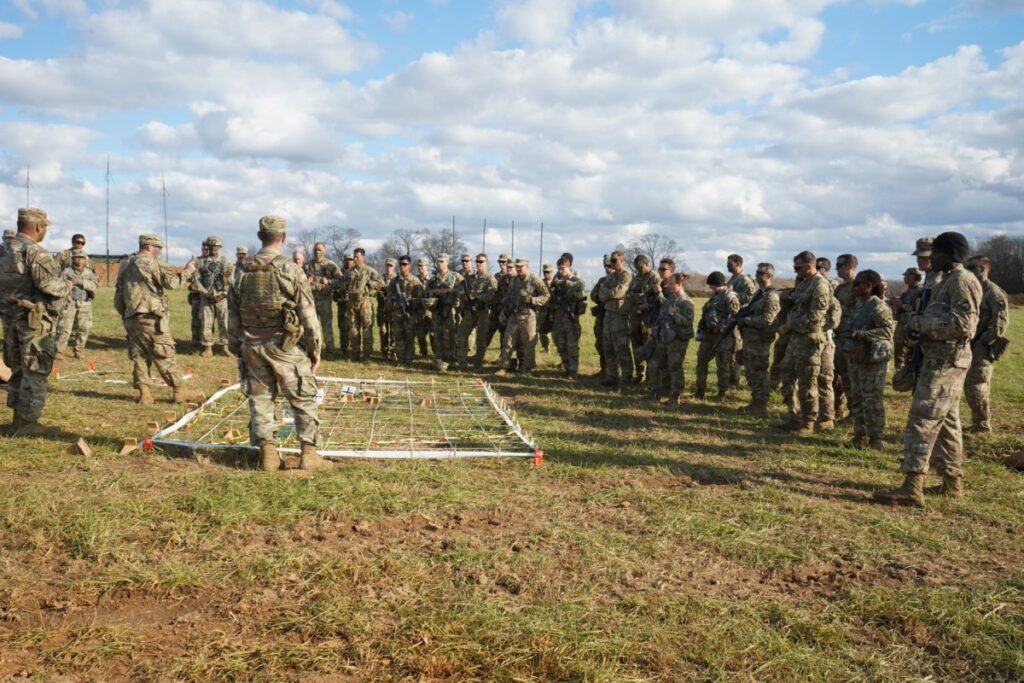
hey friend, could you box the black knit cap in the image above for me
[707,271,727,286]
[932,231,970,263]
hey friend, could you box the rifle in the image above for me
[391,278,412,321]
[718,289,765,342]
[551,282,581,337]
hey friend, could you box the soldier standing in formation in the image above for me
[548,256,587,379]
[963,255,1010,435]
[455,253,497,372]
[815,257,842,430]
[485,254,511,356]
[378,257,396,361]
[590,256,612,378]
[644,258,674,394]
[188,242,210,350]
[414,257,433,357]
[114,234,203,406]
[335,253,354,357]
[193,236,233,357]
[538,262,554,353]
[304,241,342,359]
[57,234,93,272]
[426,253,462,371]
[626,255,659,384]
[235,247,248,270]
[598,251,633,390]
[0,209,68,435]
[736,263,780,414]
[387,255,424,366]
[647,272,694,404]
[891,267,923,369]
[726,254,757,388]
[843,270,895,449]
[54,250,97,360]
[496,258,549,375]
[228,215,325,472]
[694,271,740,400]
[875,233,981,506]
[341,248,381,362]
[832,254,858,421]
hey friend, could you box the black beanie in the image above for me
[707,271,727,286]
[932,231,970,263]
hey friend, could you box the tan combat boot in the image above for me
[873,473,926,508]
[817,420,835,432]
[925,475,963,498]
[200,345,213,358]
[14,416,59,437]
[868,437,886,451]
[300,443,328,470]
[136,385,154,405]
[792,422,815,437]
[260,442,281,472]
[172,386,205,404]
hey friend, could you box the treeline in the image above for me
[974,234,1024,294]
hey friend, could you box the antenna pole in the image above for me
[482,218,486,253]
[25,165,30,207]
[105,157,111,284]
[511,220,515,259]
[161,174,169,263]
[539,221,544,266]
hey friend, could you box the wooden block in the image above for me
[364,396,380,405]
[220,378,231,387]
[66,438,93,457]
[146,421,160,434]
[164,411,177,423]
[119,438,139,455]
[224,428,242,443]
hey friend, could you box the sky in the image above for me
[1,0,1023,281]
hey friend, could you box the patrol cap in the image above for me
[2,229,14,239]
[542,262,552,272]
[515,257,529,267]
[343,251,354,261]
[18,208,48,226]
[385,257,396,266]
[71,249,87,259]
[205,236,223,247]
[437,253,450,263]
[460,253,471,262]
[236,246,248,256]
[706,271,727,286]
[912,237,933,257]
[902,267,921,278]
[417,257,429,267]
[258,215,286,233]
[139,233,163,248]
[497,253,511,264]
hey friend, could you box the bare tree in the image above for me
[374,228,423,265]
[322,225,361,263]
[614,233,685,273]
[974,234,1024,294]
[295,228,319,260]
[419,227,468,264]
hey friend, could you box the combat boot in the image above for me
[873,473,926,507]
[259,442,281,471]
[53,351,64,362]
[200,345,213,358]
[219,344,234,357]
[868,437,886,451]
[13,416,59,437]
[300,443,328,470]
[849,434,868,449]
[792,422,815,437]
[743,402,768,415]
[173,386,205,404]
[136,385,154,405]
[72,348,82,359]
[817,420,835,432]
[925,475,963,498]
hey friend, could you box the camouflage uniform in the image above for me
[833,277,857,420]
[538,267,554,353]
[485,258,512,352]
[844,296,895,442]
[387,270,424,365]
[780,272,832,430]
[57,247,94,273]
[590,274,609,376]
[227,223,322,451]
[193,240,233,353]
[549,271,588,376]
[497,263,550,373]
[817,283,842,424]
[304,255,342,357]
[899,263,981,478]
[964,277,1009,432]
[727,271,758,386]
[892,280,924,369]
[342,263,382,361]
[427,261,463,371]
[114,237,193,395]
[55,258,98,358]
[455,269,498,370]
[627,263,660,382]
[770,287,795,391]
[378,260,396,361]
[648,291,694,400]
[737,287,780,409]
[415,260,434,357]
[598,269,633,386]
[187,246,208,349]
[335,260,352,358]
[695,289,740,398]
[0,212,68,426]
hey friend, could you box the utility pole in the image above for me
[161,173,169,263]
[25,165,30,207]
[482,218,487,253]
[105,156,111,284]
[452,215,456,255]
[511,220,515,259]
[539,221,544,266]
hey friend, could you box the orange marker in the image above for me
[533,450,544,467]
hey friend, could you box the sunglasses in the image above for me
[73,241,85,245]
[755,270,770,276]
[476,259,487,263]
[658,266,670,272]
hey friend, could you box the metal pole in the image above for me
[105,156,111,285]
[511,220,515,258]
[162,173,169,263]
[25,165,30,207]
[482,218,487,253]
[539,221,544,266]
[452,215,456,254]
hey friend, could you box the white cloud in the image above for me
[383,10,414,32]
[0,22,24,38]
[498,0,582,45]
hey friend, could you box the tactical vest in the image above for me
[199,257,227,291]
[237,254,290,330]
[0,238,31,303]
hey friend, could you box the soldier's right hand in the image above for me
[309,350,321,373]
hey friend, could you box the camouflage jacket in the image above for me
[427,270,464,312]
[892,284,924,327]
[304,257,342,299]
[61,266,98,304]
[834,279,856,333]
[115,252,188,319]
[654,292,694,343]
[58,248,95,273]
[785,272,832,339]
[627,268,660,317]
[738,287,781,343]
[0,234,68,320]
[844,296,896,362]
[386,273,423,318]
[549,273,587,319]
[728,272,758,306]
[458,271,498,312]
[191,255,233,297]
[492,271,512,312]
[976,278,1009,346]
[699,289,740,338]
[503,274,550,315]
[598,270,632,314]
[590,276,607,316]
[340,264,383,302]
[909,264,982,366]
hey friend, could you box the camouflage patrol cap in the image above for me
[437,253,450,262]
[258,215,286,233]
[343,251,354,260]
[71,249,87,259]
[205,236,223,247]
[385,257,396,266]
[139,233,163,248]
[460,253,471,262]
[912,237,934,257]
[416,257,429,267]
[17,208,48,226]
[515,257,529,267]
[707,271,727,286]
[902,267,921,278]
[236,246,248,255]
[497,253,510,264]
[542,262,552,272]
[2,229,14,239]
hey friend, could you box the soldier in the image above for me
[425,253,463,371]
[549,256,587,379]
[335,253,354,358]
[235,246,248,270]
[485,254,512,352]
[736,263,780,414]
[590,256,613,378]
[874,232,982,506]
[0,208,68,435]
[496,258,549,375]
[304,241,342,359]
[626,255,659,383]
[645,258,675,395]
[387,255,424,365]
[815,257,842,430]
[914,237,941,291]
[188,242,210,350]
[598,251,633,390]
[727,254,758,387]
[57,234,94,272]
[414,257,433,357]
[832,254,858,422]
[292,248,306,270]
[890,267,923,369]
[227,215,325,472]
[777,251,832,436]
[0,229,13,256]
[54,250,98,360]
[455,253,497,372]
[114,234,202,406]
[964,255,1010,435]
[194,236,233,357]
[842,269,895,450]
[647,272,694,403]
[538,262,554,353]
[770,285,796,391]
[378,258,396,361]
[694,272,740,400]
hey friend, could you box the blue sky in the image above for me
[1,0,1022,277]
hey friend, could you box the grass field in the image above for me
[1,288,1022,681]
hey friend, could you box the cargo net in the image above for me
[152,377,539,460]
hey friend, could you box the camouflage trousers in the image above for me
[485,309,504,353]
[730,337,744,388]
[455,307,489,368]
[740,335,772,406]
[200,296,229,347]
[648,339,688,398]
[695,334,735,396]
[770,333,790,391]
[602,311,633,383]
[538,309,551,352]
[499,311,539,372]
[336,301,350,357]
[834,346,855,421]
[901,355,969,478]
[345,298,374,361]
[240,338,320,447]
[594,314,606,372]
[314,297,335,353]
[893,323,909,369]
[817,335,836,422]
[964,341,994,430]
[781,334,824,426]
[390,313,417,364]
[627,312,649,380]
[416,313,433,357]
[432,308,458,369]
[851,361,887,440]
[378,305,394,361]
[55,300,93,355]
[190,295,202,347]
[552,310,582,374]
[4,313,56,422]
[125,314,186,390]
